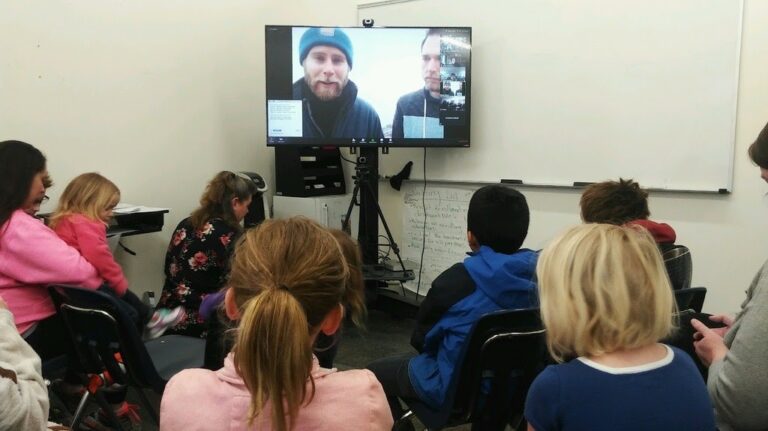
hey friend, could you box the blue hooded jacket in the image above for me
[408,246,539,408]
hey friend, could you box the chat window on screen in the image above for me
[268,100,303,138]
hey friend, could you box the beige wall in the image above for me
[0,0,358,297]
[377,0,768,314]
[2,0,766,314]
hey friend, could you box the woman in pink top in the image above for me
[0,141,101,365]
[160,217,393,431]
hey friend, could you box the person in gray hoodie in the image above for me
[692,120,768,431]
[391,29,444,139]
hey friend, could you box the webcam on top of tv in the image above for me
[362,18,374,28]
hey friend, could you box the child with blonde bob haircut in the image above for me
[51,173,183,336]
[160,217,392,431]
[525,224,715,431]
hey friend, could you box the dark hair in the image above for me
[189,171,258,230]
[580,178,650,225]
[420,28,441,51]
[0,140,47,228]
[466,185,529,254]
[748,121,768,169]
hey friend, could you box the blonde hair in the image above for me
[329,229,367,328]
[189,171,257,230]
[229,217,348,431]
[537,224,675,362]
[49,172,120,228]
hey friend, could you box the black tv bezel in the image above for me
[264,25,472,148]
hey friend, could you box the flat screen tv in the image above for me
[265,25,471,147]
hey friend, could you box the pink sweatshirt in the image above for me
[160,354,394,431]
[53,214,128,296]
[0,210,101,334]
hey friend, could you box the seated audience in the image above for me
[0,140,101,376]
[160,217,393,430]
[691,120,768,430]
[368,185,538,424]
[314,229,367,368]
[198,228,367,370]
[157,171,257,338]
[580,178,677,249]
[50,172,183,338]
[525,224,715,430]
[49,172,185,428]
[0,295,50,431]
[580,178,693,290]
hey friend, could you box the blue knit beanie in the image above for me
[299,27,353,69]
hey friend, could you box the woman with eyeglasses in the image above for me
[0,140,102,389]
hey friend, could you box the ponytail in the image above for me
[234,288,315,431]
[228,217,348,431]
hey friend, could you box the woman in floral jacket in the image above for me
[158,171,257,337]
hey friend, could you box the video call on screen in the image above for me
[265,26,471,147]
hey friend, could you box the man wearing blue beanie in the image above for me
[293,27,384,141]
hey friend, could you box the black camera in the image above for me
[362,18,374,28]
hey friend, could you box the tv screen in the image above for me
[265,25,472,147]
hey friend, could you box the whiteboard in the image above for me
[358,0,743,192]
[401,183,474,295]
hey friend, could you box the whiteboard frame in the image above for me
[358,0,745,193]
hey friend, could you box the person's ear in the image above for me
[224,288,240,321]
[319,304,344,336]
[467,231,480,252]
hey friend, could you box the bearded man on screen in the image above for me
[292,27,384,140]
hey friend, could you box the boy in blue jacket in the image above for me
[368,185,538,425]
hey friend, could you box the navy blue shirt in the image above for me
[525,345,715,431]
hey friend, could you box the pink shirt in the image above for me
[160,354,393,431]
[0,210,101,334]
[53,214,128,296]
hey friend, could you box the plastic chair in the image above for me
[674,287,707,313]
[48,285,206,429]
[398,308,548,431]
[662,244,692,290]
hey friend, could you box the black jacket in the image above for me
[292,79,383,140]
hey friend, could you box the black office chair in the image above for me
[49,285,206,430]
[662,244,692,290]
[674,286,707,313]
[398,308,547,431]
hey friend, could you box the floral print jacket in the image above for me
[158,217,238,337]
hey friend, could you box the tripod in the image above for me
[342,151,412,281]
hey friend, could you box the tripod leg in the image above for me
[360,182,409,273]
[343,184,360,234]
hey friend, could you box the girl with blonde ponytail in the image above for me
[160,217,393,431]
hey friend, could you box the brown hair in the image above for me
[579,178,650,225]
[229,217,348,431]
[189,171,257,230]
[329,229,367,328]
[748,121,768,169]
[49,172,120,228]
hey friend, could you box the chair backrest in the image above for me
[662,244,692,290]
[448,308,547,428]
[674,287,707,313]
[48,285,167,392]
